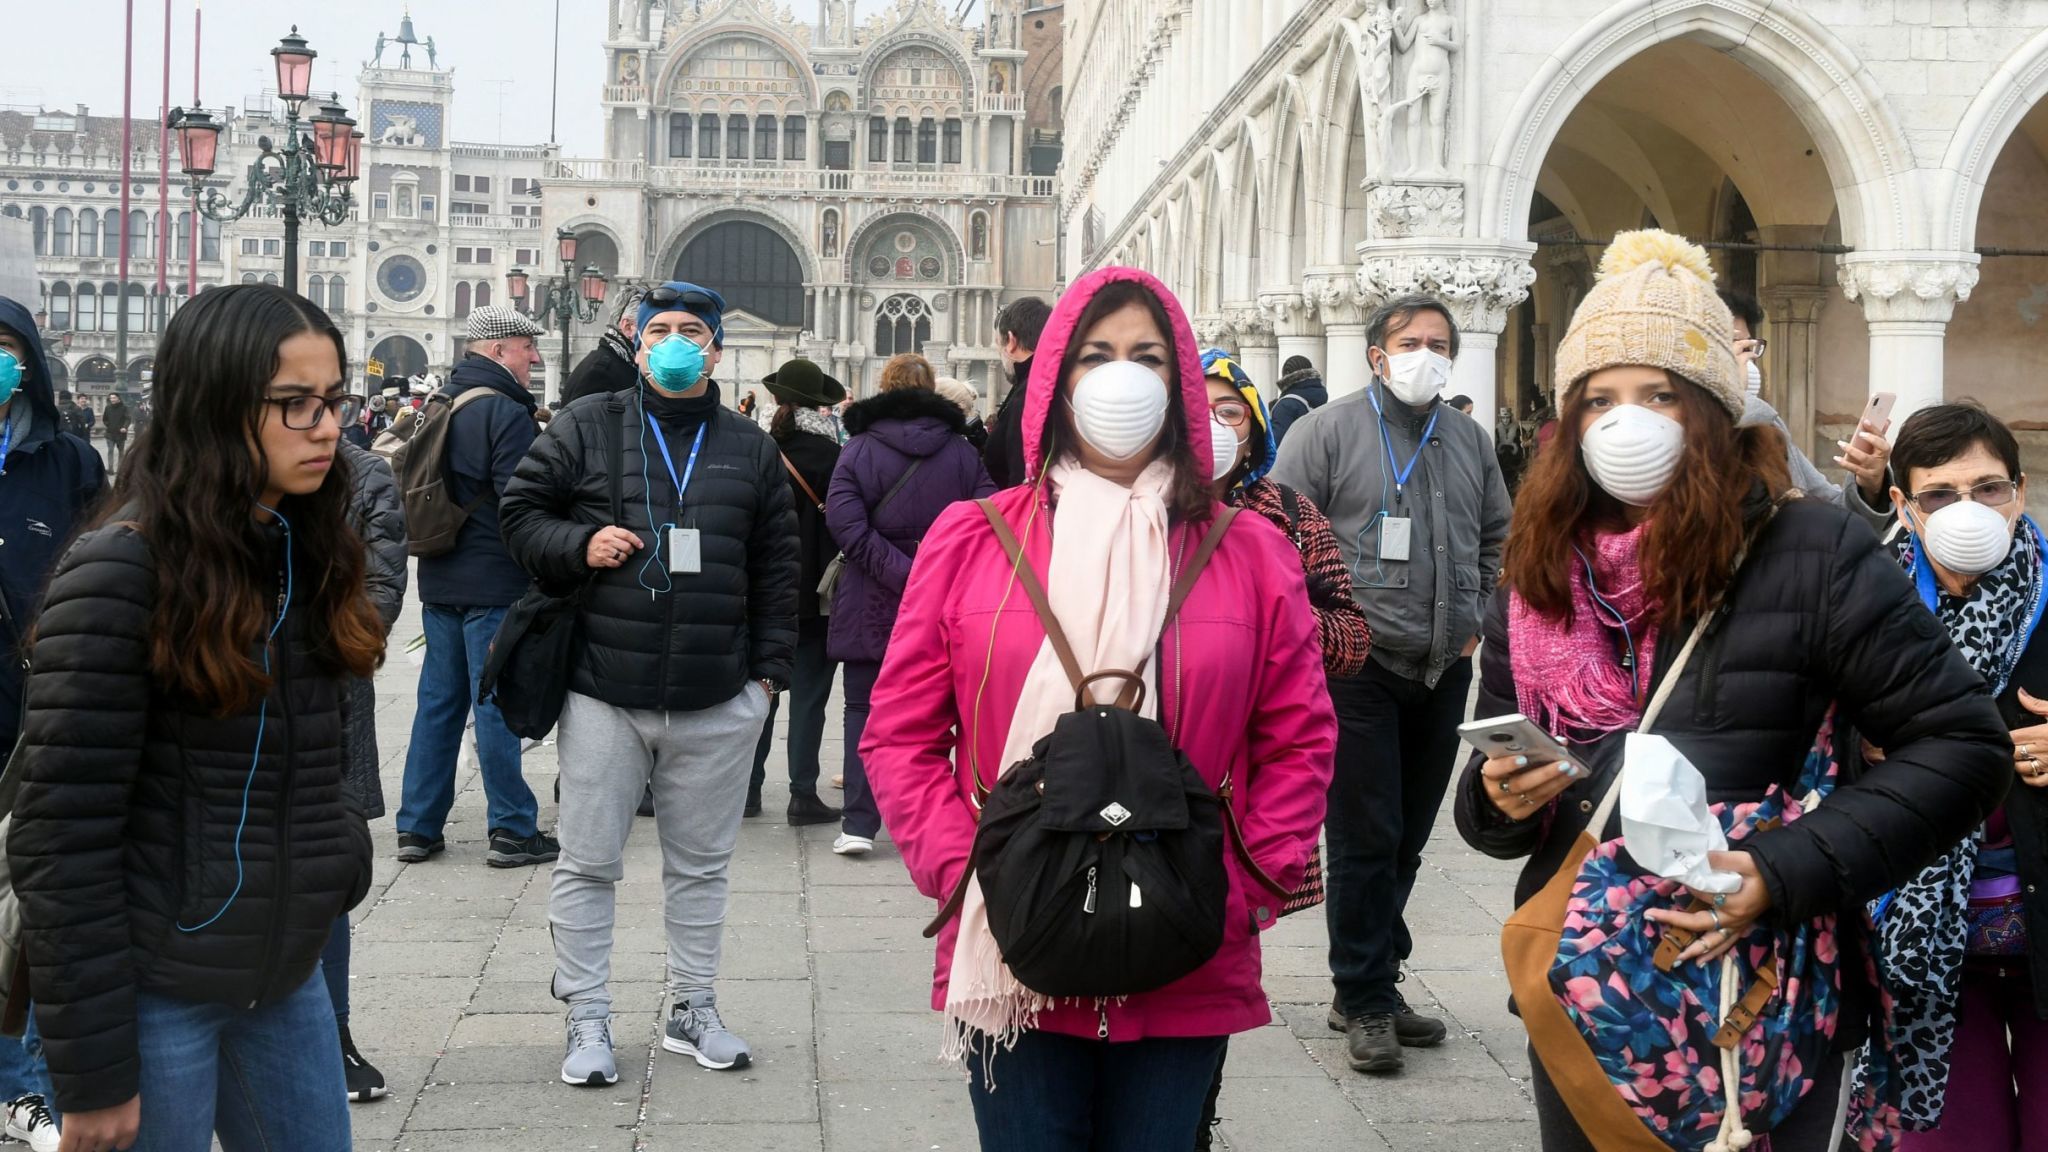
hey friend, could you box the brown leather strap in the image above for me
[1713,954,1781,1049]
[926,858,980,938]
[1166,508,1239,627]
[1217,774,1288,899]
[779,453,825,512]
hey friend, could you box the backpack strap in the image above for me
[977,500,1089,700]
[605,398,626,530]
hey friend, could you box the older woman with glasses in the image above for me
[1859,402,2048,1152]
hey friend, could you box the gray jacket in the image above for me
[342,440,408,819]
[1270,384,1511,687]
[1741,395,1843,505]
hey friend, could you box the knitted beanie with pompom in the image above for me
[1551,229,1744,418]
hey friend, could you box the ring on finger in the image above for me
[1499,778,1512,794]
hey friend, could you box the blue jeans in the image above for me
[398,604,538,840]
[134,969,349,1152]
[321,917,350,1023]
[967,1030,1228,1151]
[0,1013,51,1104]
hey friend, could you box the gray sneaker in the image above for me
[662,991,751,1070]
[560,1015,618,1087]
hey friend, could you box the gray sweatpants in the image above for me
[550,685,771,1020]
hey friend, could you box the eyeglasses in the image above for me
[1211,400,1252,428]
[1906,479,2019,514]
[263,393,355,430]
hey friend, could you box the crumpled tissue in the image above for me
[1619,732,1742,895]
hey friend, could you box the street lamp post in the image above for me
[166,27,362,296]
[507,227,609,405]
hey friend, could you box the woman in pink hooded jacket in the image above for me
[861,267,1337,1150]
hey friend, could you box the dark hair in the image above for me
[1504,373,1791,628]
[997,296,1053,353]
[1042,280,1212,523]
[1717,289,1765,336]
[1366,294,1462,358]
[100,284,383,714]
[1447,394,1474,412]
[1282,355,1315,375]
[1891,401,2022,489]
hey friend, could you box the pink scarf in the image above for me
[1510,524,1661,740]
[943,456,1177,1063]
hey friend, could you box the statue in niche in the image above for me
[990,63,1008,94]
[825,0,852,45]
[822,211,840,258]
[970,214,987,260]
[1388,0,1457,177]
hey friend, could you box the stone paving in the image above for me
[348,593,1541,1151]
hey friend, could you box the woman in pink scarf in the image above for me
[860,268,1336,1150]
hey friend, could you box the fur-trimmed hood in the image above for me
[843,387,969,459]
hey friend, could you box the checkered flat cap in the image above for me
[465,305,546,342]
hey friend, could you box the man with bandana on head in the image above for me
[0,297,104,1152]
[500,281,799,1092]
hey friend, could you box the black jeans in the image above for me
[968,1030,1228,1152]
[1530,1047,1846,1151]
[751,618,837,800]
[839,659,883,838]
[1324,656,1473,1017]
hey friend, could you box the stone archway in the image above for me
[841,211,965,287]
[674,219,808,329]
[1480,0,1916,253]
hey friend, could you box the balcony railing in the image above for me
[544,158,1055,199]
[980,94,1026,114]
[603,84,648,105]
[449,214,544,230]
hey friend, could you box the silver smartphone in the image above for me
[1457,713,1573,766]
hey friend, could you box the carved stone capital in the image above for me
[1355,243,1538,335]
[1224,302,1275,346]
[1364,179,1466,241]
[1302,270,1370,328]
[1837,253,1981,326]
[1759,285,1831,327]
[1191,314,1233,348]
[1256,290,1322,339]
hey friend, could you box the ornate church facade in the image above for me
[1064,0,2048,470]
[544,0,1063,401]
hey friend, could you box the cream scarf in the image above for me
[943,456,1178,1062]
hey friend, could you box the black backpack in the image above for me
[923,500,1287,999]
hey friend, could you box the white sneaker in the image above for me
[5,1094,58,1152]
[832,833,873,856]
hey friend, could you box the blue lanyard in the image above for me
[0,415,15,476]
[647,419,707,517]
[1366,385,1440,500]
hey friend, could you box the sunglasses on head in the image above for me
[646,287,721,312]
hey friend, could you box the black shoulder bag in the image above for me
[480,399,626,740]
[922,500,1288,999]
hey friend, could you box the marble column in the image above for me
[1304,269,1371,399]
[1225,303,1278,398]
[1258,289,1324,384]
[1759,285,1829,460]
[1837,252,1981,429]
[1356,242,1539,439]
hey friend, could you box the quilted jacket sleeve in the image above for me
[9,526,154,1112]
[346,444,409,632]
[500,406,604,590]
[1742,512,2011,923]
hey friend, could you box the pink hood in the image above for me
[1021,266,1212,486]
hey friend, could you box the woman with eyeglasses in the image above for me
[1192,350,1367,1150]
[1450,233,2007,1150]
[10,284,381,1152]
[1857,403,2048,1152]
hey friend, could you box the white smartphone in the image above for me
[1458,713,1573,766]
[1861,391,1897,434]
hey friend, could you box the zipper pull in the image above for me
[1097,1009,1110,1040]
[1083,865,1098,915]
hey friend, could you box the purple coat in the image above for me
[825,388,996,663]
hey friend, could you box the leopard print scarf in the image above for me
[1858,519,2042,1128]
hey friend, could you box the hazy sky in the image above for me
[0,0,957,155]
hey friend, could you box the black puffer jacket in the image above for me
[773,424,840,620]
[1455,497,2010,926]
[11,522,374,1112]
[499,382,799,711]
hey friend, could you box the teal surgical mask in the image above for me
[647,334,707,392]
[0,350,21,408]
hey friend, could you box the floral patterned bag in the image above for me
[1504,622,1897,1152]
